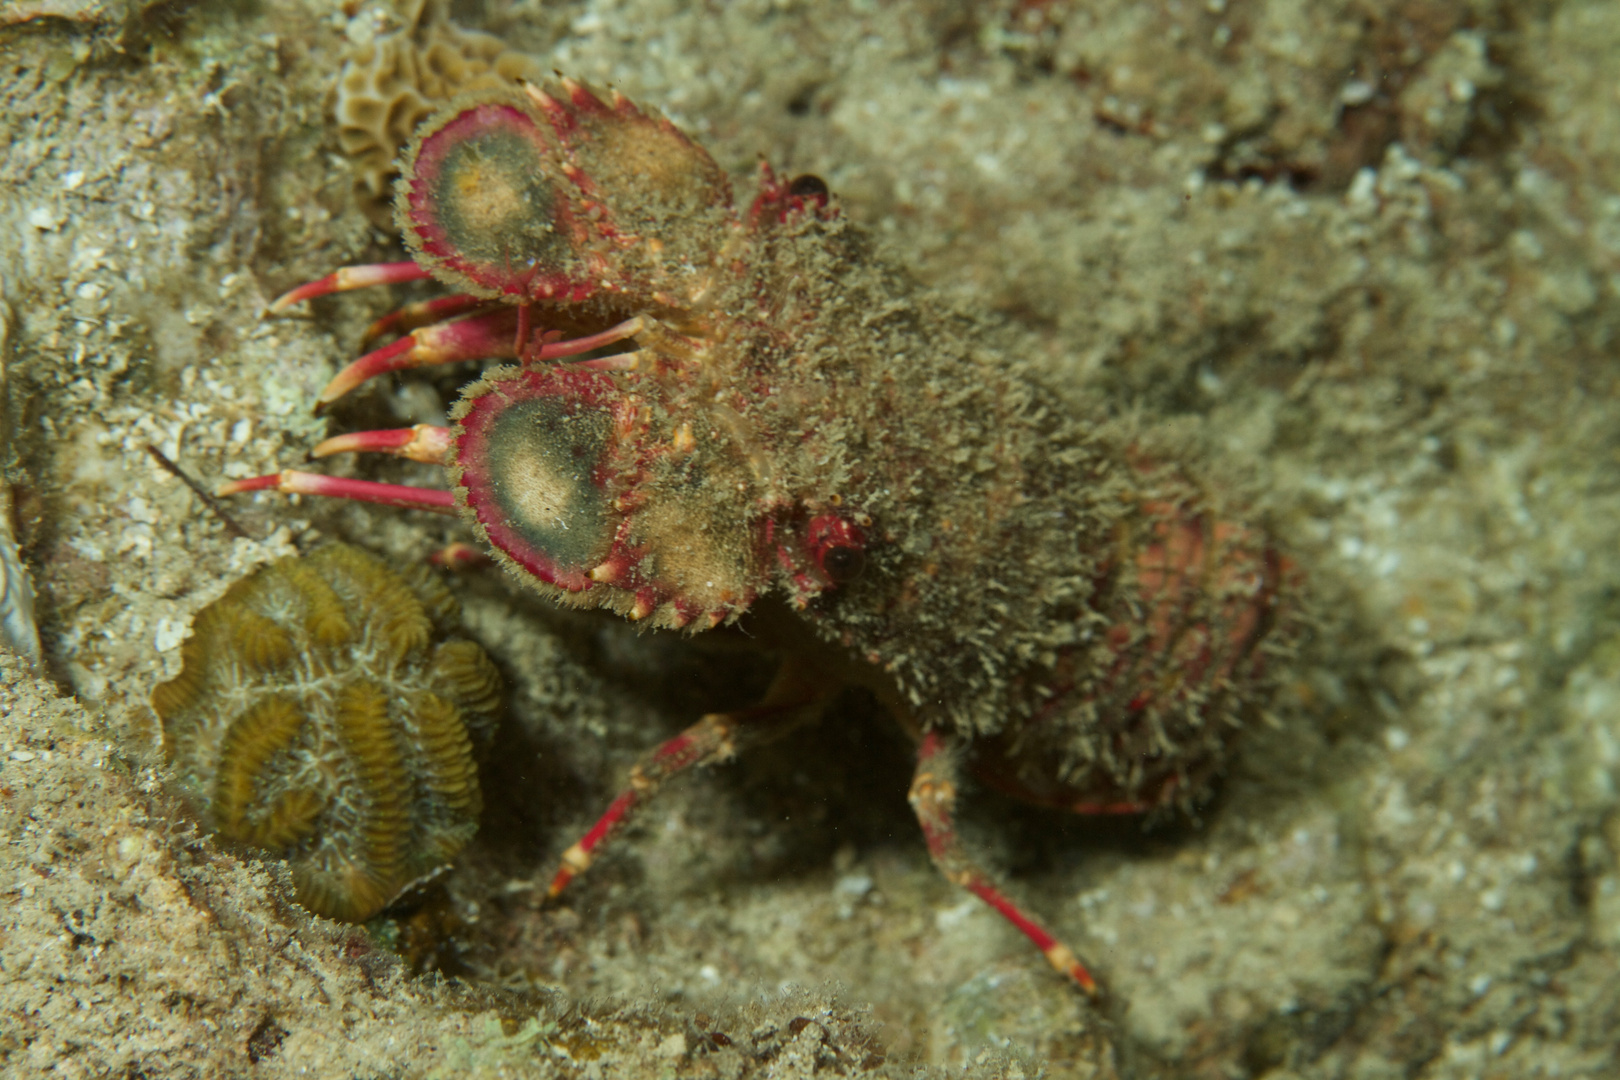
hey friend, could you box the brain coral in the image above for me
[153,542,502,922]
[335,0,542,227]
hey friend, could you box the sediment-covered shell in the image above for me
[153,543,502,922]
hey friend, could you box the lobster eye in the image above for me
[787,173,829,199]
[452,367,618,592]
[805,513,868,589]
[400,100,579,298]
[820,544,865,584]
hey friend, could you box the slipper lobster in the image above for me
[224,79,1303,994]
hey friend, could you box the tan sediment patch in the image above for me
[495,438,580,535]
[451,156,528,234]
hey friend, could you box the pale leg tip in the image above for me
[1045,943,1100,996]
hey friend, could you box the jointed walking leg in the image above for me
[548,658,831,897]
[908,730,1099,995]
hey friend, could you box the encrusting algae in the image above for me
[152,542,502,922]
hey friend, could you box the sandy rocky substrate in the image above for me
[2,0,1620,1077]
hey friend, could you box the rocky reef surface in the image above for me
[1,1,1617,1077]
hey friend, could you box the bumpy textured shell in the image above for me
[380,82,1302,810]
[669,218,1302,804]
[152,543,502,922]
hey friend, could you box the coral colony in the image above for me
[154,543,501,922]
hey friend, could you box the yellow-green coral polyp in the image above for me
[153,543,502,923]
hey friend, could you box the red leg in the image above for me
[361,293,490,347]
[1061,776,1176,816]
[268,261,433,312]
[572,352,644,372]
[316,308,522,409]
[309,425,453,464]
[515,303,533,361]
[316,313,650,409]
[431,542,493,570]
[1066,797,1155,815]
[521,316,647,365]
[217,470,456,514]
[909,731,1100,995]
[548,660,830,897]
